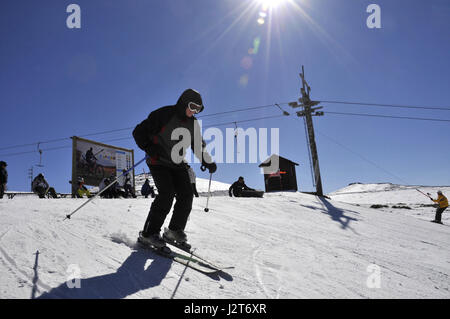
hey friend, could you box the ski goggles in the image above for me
[188,102,203,114]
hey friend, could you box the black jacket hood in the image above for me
[175,88,204,118]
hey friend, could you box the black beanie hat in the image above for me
[176,89,204,113]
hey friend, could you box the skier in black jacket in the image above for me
[32,174,58,198]
[0,161,7,199]
[133,89,217,249]
[141,179,155,198]
[229,176,255,197]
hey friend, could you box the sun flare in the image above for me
[257,0,285,10]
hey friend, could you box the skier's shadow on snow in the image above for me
[317,197,359,233]
[205,269,234,282]
[37,249,172,299]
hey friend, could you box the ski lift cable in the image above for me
[316,128,410,185]
[325,111,450,122]
[2,106,448,158]
[1,109,447,159]
[0,104,283,152]
[0,113,289,157]
[321,100,450,111]
[274,103,290,116]
[7,108,448,158]
[197,103,288,118]
[2,100,447,152]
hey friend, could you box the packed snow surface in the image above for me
[0,180,449,298]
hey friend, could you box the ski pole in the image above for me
[204,173,212,212]
[415,188,432,200]
[64,156,148,221]
[44,185,50,198]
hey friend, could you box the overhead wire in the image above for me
[1,99,449,157]
[325,111,450,122]
[0,103,289,152]
[315,129,410,185]
[320,100,450,111]
[0,113,288,157]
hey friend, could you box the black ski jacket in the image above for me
[141,180,153,196]
[32,176,49,193]
[133,89,212,169]
[0,167,7,184]
[229,181,254,197]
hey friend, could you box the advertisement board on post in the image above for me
[71,136,135,196]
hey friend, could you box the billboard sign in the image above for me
[71,136,134,194]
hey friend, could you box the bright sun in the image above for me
[258,0,285,9]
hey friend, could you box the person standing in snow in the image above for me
[187,165,199,198]
[430,190,448,224]
[133,88,217,249]
[0,161,7,199]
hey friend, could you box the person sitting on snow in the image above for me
[99,176,119,198]
[118,169,136,198]
[76,177,92,198]
[141,178,155,198]
[32,174,58,198]
[229,176,255,197]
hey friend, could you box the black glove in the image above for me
[201,161,217,174]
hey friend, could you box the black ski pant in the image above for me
[142,165,193,236]
[0,184,5,199]
[435,206,447,222]
[34,186,57,198]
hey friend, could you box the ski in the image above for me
[136,238,223,274]
[163,239,234,271]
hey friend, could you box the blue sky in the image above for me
[1,0,449,194]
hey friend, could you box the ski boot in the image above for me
[163,228,192,252]
[138,231,167,249]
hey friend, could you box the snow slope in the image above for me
[0,183,449,299]
[329,183,450,223]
